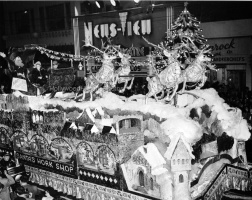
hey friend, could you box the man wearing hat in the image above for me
[28,61,47,86]
[50,60,69,70]
[0,152,15,170]
[13,185,31,200]
[51,60,59,70]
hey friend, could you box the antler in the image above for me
[0,52,6,58]
[84,38,104,54]
[142,37,164,51]
[200,45,212,54]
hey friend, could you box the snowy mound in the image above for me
[15,88,250,144]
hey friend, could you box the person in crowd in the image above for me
[51,61,59,71]
[49,60,69,72]
[0,51,28,92]
[19,175,41,199]
[72,62,86,98]
[211,78,220,91]
[14,185,33,200]
[10,56,26,79]
[0,53,12,94]
[28,61,47,86]
[0,182,4,200]
[0,170,15,200]
[35,189,56,200]
[0,152,16,170]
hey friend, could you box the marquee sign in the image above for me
[213,55,248,64]
[16,152,77,178]
[84,12,152,45]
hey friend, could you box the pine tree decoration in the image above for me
[168,2,214,64]
[171,2,207,46]
[144,2,216,102]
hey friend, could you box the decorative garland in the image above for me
[24,45,164,75]
[27,46,86,62]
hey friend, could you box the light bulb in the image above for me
[110,0,116,6]
[95,1,100,8]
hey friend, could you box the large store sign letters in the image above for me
[84,12,151,44]
[210,38,235,56]
[209,37,249,56]
[208,38,249,64]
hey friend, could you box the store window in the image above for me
[227,68,246,91]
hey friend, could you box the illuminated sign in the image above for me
[84,12,152,44]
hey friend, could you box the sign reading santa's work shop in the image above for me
[15,152,77,178]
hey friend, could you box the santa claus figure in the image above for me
[29,61,47,86]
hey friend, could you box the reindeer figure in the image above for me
[143,37,185,102]
[145,76,165,103]
[79,41,117,101]
[181,37,216,92]
[114,52,134,93]
[183,50,212,89]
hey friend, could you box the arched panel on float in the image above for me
[0,112,12,127]
[10,130,29,153]
[76,142,95,168]
[0,127,11,148]
[50,138,74,163]
[96,145,116,175]
[29,134,49,157]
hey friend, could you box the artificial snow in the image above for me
[13,88,251,144]
[138,143,166,175]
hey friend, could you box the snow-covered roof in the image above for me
[165,132,195,160]
[137,143,166,173]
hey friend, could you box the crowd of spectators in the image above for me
[209,80,252,126]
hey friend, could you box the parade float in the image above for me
[0,4,252,200]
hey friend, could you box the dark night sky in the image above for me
[187,1,252,22]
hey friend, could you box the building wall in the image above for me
[173,171,190,200]
[2,2,252,90]
[201,19,252,89]
[3,1,75,48]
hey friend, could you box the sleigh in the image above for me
[24,68,76,96]
[48,68,76,91]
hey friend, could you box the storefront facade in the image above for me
[201,19,252,90]
[74,6,252,91]
[74,3,183,57]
